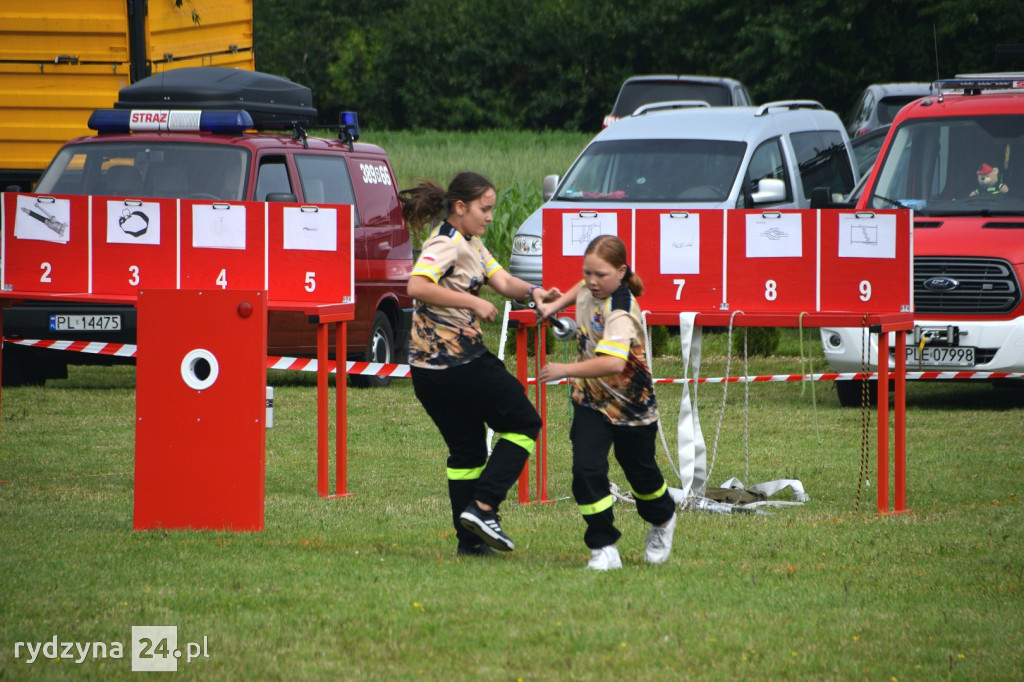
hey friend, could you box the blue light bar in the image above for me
[88,109,255,134]
[200,110,255,133]
[88,109,133,132]
[339,111,360,141]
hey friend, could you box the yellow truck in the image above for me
[0,0,255,191]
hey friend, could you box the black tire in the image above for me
[835,378,877,407]
[993,379,1024,394]
[2,344,49,387]
[349,311,394,388]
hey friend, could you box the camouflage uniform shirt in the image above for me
[571,282,659,426]
[408,222,502,369]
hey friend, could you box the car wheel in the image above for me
[2,344,50,387]
[835,378,877,407]
[349,311,394,388]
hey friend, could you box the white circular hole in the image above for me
[181,349,219,390]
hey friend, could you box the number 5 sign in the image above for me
[268,202,354,303]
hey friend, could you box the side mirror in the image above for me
[542,174,559,202]
[265,192,298,202]
[809,186,833,209]
[751,177,786,204]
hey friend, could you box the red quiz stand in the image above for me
[518,207,913,514]
[1,193,356,530]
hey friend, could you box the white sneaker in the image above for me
[644,513,676,564]
[586,545,622,571]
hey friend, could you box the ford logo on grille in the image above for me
[923,276,959,291]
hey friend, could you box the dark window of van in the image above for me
[255,155,291,201]
[350,157,401,227]
[613,81,733,116]
[294,154,360,226]
[739,137,792,207]
[791,130,856,199]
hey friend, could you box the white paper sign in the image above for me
[106,200,161,245]
[192,203,246,250]
[283,206,338,251]
[14,195,70,244]
[745,213,802,258]
[659,212,700,274]
[562,212,617,256]
[838,213,896,259]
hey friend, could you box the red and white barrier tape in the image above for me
[3,338,412,377]
[5,338,1023,382]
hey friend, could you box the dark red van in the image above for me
[2,68,413,386]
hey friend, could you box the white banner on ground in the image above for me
[676,312,707,498]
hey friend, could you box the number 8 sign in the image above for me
[724,211,817,312]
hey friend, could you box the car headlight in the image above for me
[512,235,542,256]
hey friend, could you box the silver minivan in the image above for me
[510,100,859,285]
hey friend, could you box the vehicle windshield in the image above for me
[35,142,250,200]
[613,82,731,115]
[868,114,1024,216]
[876,96,924,125]
[555,138,745,203]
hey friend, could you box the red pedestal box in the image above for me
[91,198,179,295]
[179,201,265,291]
[266,203,355,304]
[818,210,912,314]
[2,193,90,294]
[724,210,817,313]
[134,288,267,531]
[542,208,633,292]
[633,209,725,312]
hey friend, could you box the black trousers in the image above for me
[412,352,541,543]
[571,403,675,549]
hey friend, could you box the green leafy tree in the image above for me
[255,0,1024,131]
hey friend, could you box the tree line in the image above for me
[253,0,1024,132]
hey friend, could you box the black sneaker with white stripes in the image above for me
[456,540,499,557]
[459,503,514,552]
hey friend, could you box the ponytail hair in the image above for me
[585,235,644,296]
[400,171,495,232]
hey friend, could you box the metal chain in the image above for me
[705,310,742,495]
[743,327,750,487]
[855,314,871,513]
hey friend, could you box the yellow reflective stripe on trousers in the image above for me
[578,494,614,516]
[447,465,484,481]
[632,482,667,501]
[498,432,535,455]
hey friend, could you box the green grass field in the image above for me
[360,129,593,263]
[1,322,1022,680]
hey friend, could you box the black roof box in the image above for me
[114,67,316,129]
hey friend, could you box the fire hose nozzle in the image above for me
[551,317,577,341]
[527,301,577,340]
